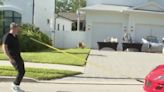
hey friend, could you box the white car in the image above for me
[142,36,163,53]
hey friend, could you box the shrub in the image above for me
[18,24,52,52]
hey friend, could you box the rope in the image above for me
[30,38,144,83]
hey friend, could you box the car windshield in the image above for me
[146,36,159,43]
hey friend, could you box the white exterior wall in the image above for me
[55,31,91,48]
[56,17,73,31]
[129,13,164,26]
[86,11,128,24]
[34,0,55,37]
[86,11,128,27]
[3,0,33,24]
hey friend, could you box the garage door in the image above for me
[135,24,164,42]
[92,22,123,49]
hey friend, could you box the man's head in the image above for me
[10,22,19,34]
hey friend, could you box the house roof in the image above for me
[81,4,130,12]
[0,5,23,14]
[81,2,164,14]
[57,12,85,21]
[132,1,164,12]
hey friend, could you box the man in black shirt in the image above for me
[2,22,25,92]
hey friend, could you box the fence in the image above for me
[54,30,91,48]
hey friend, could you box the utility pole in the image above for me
[32,0,35,31]
[77,0,80,31]
[54,0,57,31]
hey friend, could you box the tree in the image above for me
[69,0,86,12]
[0,0,4,5]
[56,0,71,13]
[56,0,86,13]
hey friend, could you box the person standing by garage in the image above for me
[2,22,25,92]
[123,32,132,43]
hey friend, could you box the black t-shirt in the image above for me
[3,33,20,56]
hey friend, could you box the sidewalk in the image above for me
[0,60,85,72]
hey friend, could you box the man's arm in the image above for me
[2,44,14,63]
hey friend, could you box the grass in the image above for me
[0,66,81,80]
[0,48,90,66]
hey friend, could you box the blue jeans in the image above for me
[11,55,25,85]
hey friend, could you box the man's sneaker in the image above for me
[11,83,24,92]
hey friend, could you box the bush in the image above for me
[18,24,52,52]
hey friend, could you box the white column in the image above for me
[77,0,81,31]
[77,10,80,31]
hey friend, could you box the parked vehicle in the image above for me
[142,36,163,52]
[144,65,164,92]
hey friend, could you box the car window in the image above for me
[146,36,159,43]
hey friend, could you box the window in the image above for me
[14,12,21,17]
[4,18,12,26]
[57,24,60,31]
[3,10,21,33]
[63,25,64,31]
[14,18,21,24]
[71,21,86,31]
[72,22,77,31]
[4,11,12,17]
[0,11,3,41]
[80,21,86,31]
[0,10,21,42]
[47,19,50,24]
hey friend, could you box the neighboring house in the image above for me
[56,12,85,31]
[0,0,55,43]
[54,12,87,48]
[81,0,164,49]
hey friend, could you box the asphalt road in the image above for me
[0,82,144,92]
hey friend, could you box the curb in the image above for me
[0,76,38,83]
[40,80,144,85]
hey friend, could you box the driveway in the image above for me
[84,50,164,78]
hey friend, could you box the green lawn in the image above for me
[0,66,81,80]
[0,48,90,66]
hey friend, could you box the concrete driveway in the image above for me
[84,50,164,78]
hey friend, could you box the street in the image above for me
[0,82,144,92]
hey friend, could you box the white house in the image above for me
[55,12,88,48]
[0,0,55,43]
[56,12,85,31]
[80,0,164,49]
